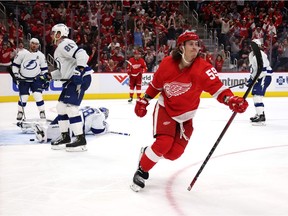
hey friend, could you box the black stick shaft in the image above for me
[187,41,263,191]
[229,82,246,89]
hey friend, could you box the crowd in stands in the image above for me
[0,1,288,72]
[195,0,288,71]
[0,1,185,73]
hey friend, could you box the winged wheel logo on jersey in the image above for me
[164,81,192,98]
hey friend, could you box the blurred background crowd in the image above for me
[0,0,287,73]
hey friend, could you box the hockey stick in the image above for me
[18,94,27,120]
[109,131,130,136]
[8,67,27,120]
[229,82,246,89]
[187,41,263,191]
[53,79,69,81]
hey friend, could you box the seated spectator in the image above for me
[200,50,213,65]
[88,45,98,71]
[105,59,118,72]
[273,38,288,71]
[110,43,124,68]
[125,44,134,60]
[144,47,156,72]
[100,53,109,71]
[229,36,243,64]
[156,45,166,63]
[238,42,250,64]
[108,38,120,51]
[237,59,249,72]
[214,54,224,72]
[0,41,14,66]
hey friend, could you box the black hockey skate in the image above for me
[128,97,133,103]
[51,132,71,150]
[66,134,87,152]
[130,166,149,192]
[130,147,149,192]
[250,113,266,126]
[17,111,23,121]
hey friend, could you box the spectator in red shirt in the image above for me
[105,59,117,72]
[0,41,14,66]
[101,11,113,28]
[110,43,124,68]
[214,54,224,72]
[238,19,249,39]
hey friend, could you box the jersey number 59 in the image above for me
[205,68,218,80]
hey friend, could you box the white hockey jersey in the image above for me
[17,106,108,142]
[51,38,93,80]
[12,48,48,80]
[248,50,273,80]
[79,106,107,134]
[46,106,107,141]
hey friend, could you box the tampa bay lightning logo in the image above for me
[23,59,37,70]
[276,76,285,85]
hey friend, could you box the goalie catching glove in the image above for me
[135,97,149,117]
[224,96,248,113]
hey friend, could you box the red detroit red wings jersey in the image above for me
[148,56,232,122]
[128,57,147,76]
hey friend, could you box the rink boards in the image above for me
[1,72,288,102]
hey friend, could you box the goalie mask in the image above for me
[51,23,69,44]
[99,107,109,119]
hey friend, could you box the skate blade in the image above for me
[51,144,66,150]
[66,145,87,152]
[251,122,266,126]
[130,183,142,192]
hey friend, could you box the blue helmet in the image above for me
[99,107,109,119]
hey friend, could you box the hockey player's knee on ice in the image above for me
[163,142,186,161]
[152,135,174,156]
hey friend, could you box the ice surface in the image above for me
[0,98,288,216]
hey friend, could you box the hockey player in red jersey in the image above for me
[130,30,249,192]
[127,50,148,103]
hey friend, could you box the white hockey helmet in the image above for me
[51,23,69,42]
[252,39,262,47]
[30,38,40,44]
